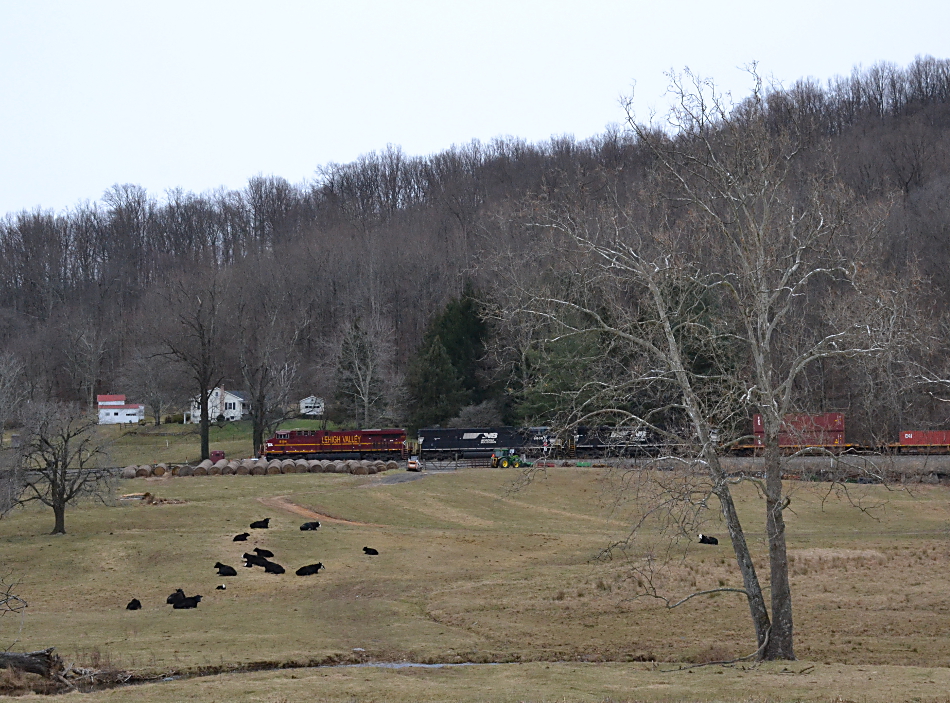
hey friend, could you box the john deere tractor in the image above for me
[491,448,533,468]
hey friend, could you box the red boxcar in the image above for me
[752,413,845,448]
[898,430,950,449]
[263,428,407,460]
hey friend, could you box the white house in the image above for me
[299,395,325,416]
[97,394,145,424]
[188,388,249,423]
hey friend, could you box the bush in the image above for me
[164,414,185,424]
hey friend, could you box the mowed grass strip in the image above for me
[2,467,950,698]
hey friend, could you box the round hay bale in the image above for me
[324,461,338,473]
[266,464,281,475]
[208,465,222,476]
[197,459,214,471]
[155,462,168,474]
[385,461,399,472]
[374,460,386,472]
[222,464,237,475]
[213,459,228,471]
[250,464,266,476]
[307,460,322,473]
[135,466,151,478]
[236,465,250,475]
[178,466,194,477]
[280,459,296,474]
[121,466,137,479]
[193,466,208,476]
[351,463,368,475]
[267,460,282,473]
[241,458,258,469]
[152,465,166,477]
[226,460,241,472]
[295,460,310,472]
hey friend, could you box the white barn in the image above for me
[299,395,325,416]
[189,388,249,423]
[97,394,145,424]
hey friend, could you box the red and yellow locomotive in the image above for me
[262,428,407,460]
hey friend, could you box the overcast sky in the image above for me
[1,0,948,217]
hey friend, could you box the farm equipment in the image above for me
[491,448,533,468]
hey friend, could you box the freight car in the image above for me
[262,428,407,460]
[744,413,848,452]
[895,430,950,453]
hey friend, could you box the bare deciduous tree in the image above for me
[13,402,113,535]
[154,273,231,460]
[233,267,310,453]
[494,68,902,661]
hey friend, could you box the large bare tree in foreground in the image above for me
[495,70,901,660]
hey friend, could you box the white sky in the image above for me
[1,0,948,217]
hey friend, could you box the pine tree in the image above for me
[406,335,468,430]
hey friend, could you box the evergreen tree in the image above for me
[424,283,487,401]
[406,335,468,429]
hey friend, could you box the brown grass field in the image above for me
[2,464,950,702]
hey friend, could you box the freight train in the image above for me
[261,415,950,460]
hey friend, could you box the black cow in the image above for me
[252,547,274,558]
[173,595,202,609]
[126,598,142,610]
[698,533,719,545]
[250,518,270,529]
[295,563,324,576]
[233,532,250,541]
[243,552,269,567]
[299,521,321,531]
[166,588,186,605]
[363,547,379,555]
[215,562,238,576]
[262,560,285,574]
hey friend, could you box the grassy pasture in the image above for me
[2,466,950,702]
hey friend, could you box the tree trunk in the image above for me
[199,393,210,461]
[713,476,772,650]
[763,444,795,659]
[50,503,66,535]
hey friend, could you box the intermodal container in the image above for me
[753,413,845,434]
[898,430,950,446]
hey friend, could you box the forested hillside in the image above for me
[1,57,949,438]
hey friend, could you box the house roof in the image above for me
[97,394,126,403]
[227,391,249,402]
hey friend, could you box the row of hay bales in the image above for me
[121,458,399,479]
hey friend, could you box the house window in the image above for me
[225,402,235,410]
[114,412,119,416]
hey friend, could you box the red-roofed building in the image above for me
[97,394,145,424]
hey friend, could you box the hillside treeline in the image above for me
[1,56,949,440]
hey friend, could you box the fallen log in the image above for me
[0,648,62,678]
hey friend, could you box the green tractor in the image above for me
[491,448,533,469]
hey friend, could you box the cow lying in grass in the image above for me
[215,562,237,576]
[295,563,324,576]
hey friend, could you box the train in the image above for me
[262,428,408,460]
[261,414,950,461]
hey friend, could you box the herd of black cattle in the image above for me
[124,517,379,611]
